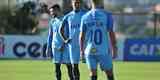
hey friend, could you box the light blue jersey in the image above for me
[80,8,113,70]
[80,9,113,55]
[62,10,86,64]
[49,17,64,49]
[47,17,70,63]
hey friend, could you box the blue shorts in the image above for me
[69,45,80,64]
[85,53,113,71]
[52,46,70,64]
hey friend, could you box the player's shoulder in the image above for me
[58,16,64,21]
[63,11,74,19]
[81,10,92,20]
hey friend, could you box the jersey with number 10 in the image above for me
[80,9,113,55]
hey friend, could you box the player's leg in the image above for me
[62,46,74,80]
[69,54,80,80]
[63,47,74,80]
[68,57,80,80]
[98,54,115,80]
[90,69,97,80]
[86,55,98,80]
[66,64,74,80]
[54,63,62,80]
[52,48,62,80]
[104,69,114,80]
[69,47,80,80]
[72,64,80,80]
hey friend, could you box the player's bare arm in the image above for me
[58,42,65,52]
[109,31,117,59]
[46,26,53,57]
[79,32,85,56]
[79,32,85,62]
[59,23,69,43]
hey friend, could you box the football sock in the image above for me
[66,64,74,80]
[73,64,80,80]
[55,63,61,80]
[91,75,97,80]
[107,75,114,80]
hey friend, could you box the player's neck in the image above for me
[58,13,62,18]
[92,4,103,10]
[52,14,62,19]
[73,9,81,13]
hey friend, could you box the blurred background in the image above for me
[0,0,160,80]
[0,0,160,60]
[0,0,160,36]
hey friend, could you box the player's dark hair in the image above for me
[92,0,102,5]
[49,4,61,11]
[91,0,104,8]
[72,0,83,3]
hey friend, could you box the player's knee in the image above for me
[66,64,73,75]
[73,64,78,68]
[55,63,61,70]
[90,69,97,76]
[73,67,79,75]
[73,64,79,71]
[73,64,80,79]
[90,70,97,80]
[66,64,72,69]
[66,64,74,80]
[105,69,114,80]
[105,69,114,76]
[90,75,97,80]
[55,63,61,74]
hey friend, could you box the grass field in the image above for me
[0,60,160,80]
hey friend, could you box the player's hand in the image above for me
[58,47,64,52]
[58,43,65,52]
[112,46,118,59]
[45,48,52,58]
[64,39,71,44]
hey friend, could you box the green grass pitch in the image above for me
[0,60,160,80]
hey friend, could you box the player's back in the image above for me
[81,9,113,55]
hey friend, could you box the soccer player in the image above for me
[79,0,117,80]
[0,37,4,56]
[46,4,73,80]
[59,0,86,80]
